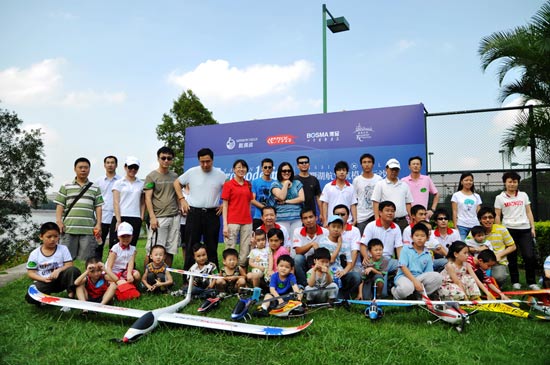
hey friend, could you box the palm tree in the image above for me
[479,2,550,161]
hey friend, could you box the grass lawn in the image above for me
[0,239,548,365]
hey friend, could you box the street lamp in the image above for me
[498,149,505,170]
[322,4,350,113]
[428,152,434,172]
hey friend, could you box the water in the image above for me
[31,210,57,225]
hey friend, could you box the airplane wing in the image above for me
[158,313,313,336]
[166,268,224,280]
[27,284,146,318]
[347,298,520,307]
[502,289,550,296]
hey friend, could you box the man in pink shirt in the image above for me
[401,156,439,220]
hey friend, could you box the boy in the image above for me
[254,255,301,317]
[26,222,81,306]
[544,254,550,289]
[247,229,273,287]
[305,248,339,304]
[320,161,358,227]
[142,245,174,293]
[391,223,442,300]
[402,204,427,245]
[467,249,509,300]
[465,225,494,256]
[171,243,218,297]
[75,257,118,307]
[358,239,389,300]
[216,248,246,294]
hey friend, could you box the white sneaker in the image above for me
[60,306,71,312]
[528,284,541,290]
[512,283,521,290]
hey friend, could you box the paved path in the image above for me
[0,263,27,288]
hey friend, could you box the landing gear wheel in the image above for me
[427,320,433,325]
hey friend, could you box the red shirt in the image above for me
[221,178,253,224]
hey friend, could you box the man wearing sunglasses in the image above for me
[144,146,179,268]
[251,158,274,230]
[294,156,322,220]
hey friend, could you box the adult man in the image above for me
[360,201,402,296]
[251,158,274,230]
[333,204,362,274]
[94,155,121,260]
[320,160,358,227]
[292,208,329,286]
[371,158,413,231]
[257,206,291,248]
[401,156,439,220]
[175,148,226,269]
[294,155,322,219]
[144,147,179,268]
[353,153,382,235]
[55,157,104,260]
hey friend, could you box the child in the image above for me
[267,228,290,277]
[438,241,491,300]
[25,222,81,305]
[105,222,141,284]
[305,248,338,304]
[247,229,273,287]
[468,250,509,300]
[254,255,301,317]
[358,239,389,300]
[216,248,246,294]
[465,225,493,256]
[75,257,118,306]
[171,243,218,297]
[142,245,174,293]
[543,254,550,289]
[391,223,443,300]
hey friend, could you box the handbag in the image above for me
[115,282,141,301]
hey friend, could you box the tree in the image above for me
[479,2,550,160]
[156,90,218,174]
[0,108,52,264]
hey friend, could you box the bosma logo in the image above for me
[266,134,296,145]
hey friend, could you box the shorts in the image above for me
[146,215,180,255]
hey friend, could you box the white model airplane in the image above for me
[27,269,312,343]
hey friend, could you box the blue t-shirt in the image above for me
[269,272,297,295]
[394,245,434,284]
[270,180,303,221]
[251,177,273,219]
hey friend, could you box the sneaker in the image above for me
[60,306,71,313]
[512,283,521,290]
[252,308,269,318]
[171,288,185,297]
[528,284,541,290]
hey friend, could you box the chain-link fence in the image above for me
[425,105,550,221]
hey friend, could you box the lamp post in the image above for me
[428,152,434,172]
[323,4,350,113]
[498,149,505,170]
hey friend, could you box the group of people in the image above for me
[25,148,550,312]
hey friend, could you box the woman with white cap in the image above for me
[110,156,145,248]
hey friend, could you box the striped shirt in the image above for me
[54,179,104,235]
[484,224,515,265]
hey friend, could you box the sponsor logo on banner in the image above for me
[226,136,259,150]
[266,134,296,145]
[354,123,373,142]
[305,130,340,143]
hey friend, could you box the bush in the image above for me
[535,221,550,263]
[0,200,38,265]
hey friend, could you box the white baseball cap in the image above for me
[117,222,133,236]
[386,158,401,169]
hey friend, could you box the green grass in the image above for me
[1,240,549,365]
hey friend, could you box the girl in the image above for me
[75,257,118,306]
[247,229,273,287]
[267,228,290,278]
[270,162,305,234]
[105,222,141,284]
[451,173,482,239]
[438,241,492,301]
[221,159,253,271]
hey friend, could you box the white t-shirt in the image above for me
[112,177,144,218]
[26,244,72,278]
[320,180,358,222]
[292,225,329,257]
[360,219,403,258]
[451,191,482,228]
[371,179,413,218]
[95,174,122,223]
[108,243,136,274]
[353,174,382,223]
[494,191,531,230]
[178,166,226,208]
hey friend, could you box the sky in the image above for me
[0,0,546,194]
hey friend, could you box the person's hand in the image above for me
[127,274,134,283]
[150,217,159,230]
[413,279,423,292]
[223,226,229,239]
[49,269,60,280]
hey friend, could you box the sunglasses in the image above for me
[160,156,173,161]
[281,169,292,173]
[436,217,448,221]
[263,166,273,170]
[127,165,139,170]
[298,161,309,164]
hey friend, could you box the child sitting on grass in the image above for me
[305,248,338,304]
[467,249,509,300]
[254,255,302,317]
[544,254,550,289]
[216,248,246,294]
[142,245,173,293]
[105,222,141,285]
[438,241,491,300]
[391,223,442,300]
[75,257,118,309]
[358,239,388,300]
[171,243,218,298]
[267,228,290,276]
[25,222,81,307]
[247,229,273,287]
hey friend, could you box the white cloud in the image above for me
[167,59,314,103]
[0,59,126,108]
[23,123,60,145]
[396,39,416,52]
[490,98,540,133]
[0,58,65,104]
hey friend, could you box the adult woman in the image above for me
[270,162,305,234]
[221,159,253,269]
[111,156,144,248]
[451,172,482,239]
[494,171,539,290]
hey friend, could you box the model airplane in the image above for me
[502,288,550,315]
[27,271,313,343]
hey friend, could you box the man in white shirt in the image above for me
[353,153,382,235]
